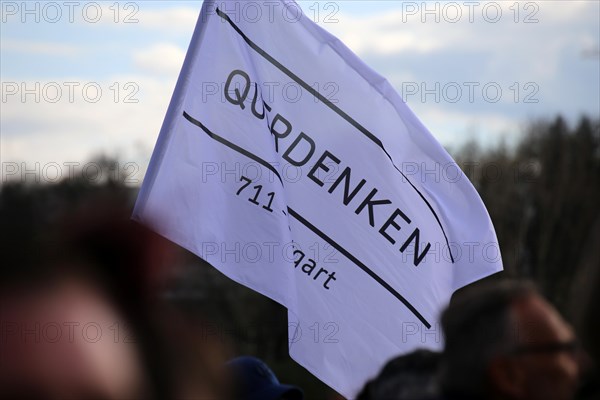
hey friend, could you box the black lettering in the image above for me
[379,208,411,244]
[328,166,366,205]
[251,82,272,119]
[355,188,392,227]
[269,114,292,153]
[313,267,328,281]
[399,228,431,267]
[293,250,305,268]
[323,271,337,289]
[224,69,251,109]
[282,132,316,167]
[308,150,340,187]
[301,259,316,275]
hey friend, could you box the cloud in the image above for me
[70,4,199,37]
[1,1,597,174]
[1,75,176,170]
[414,106,523,148]
[0,72,521,179]
[133,43,186,76]
[136,6,198,36]
[323,0,598,83]
[0,39,80,56]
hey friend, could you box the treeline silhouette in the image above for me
[1,115,598,398]
[453,115,599,312]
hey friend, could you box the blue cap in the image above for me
[227,356,303,400]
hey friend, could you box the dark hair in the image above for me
[356,349,441,400]
[440,280,537,397]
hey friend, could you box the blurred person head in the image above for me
[0,277,151,399]
[226,356,303,400]
[0,182,225,399]
[355,349,441,400]
[0,186,160,399]
[440,280,579,400]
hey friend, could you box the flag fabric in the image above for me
[133,1,503,397]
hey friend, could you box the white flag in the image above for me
[133,1,503,397]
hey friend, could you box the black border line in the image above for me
[287,207,431,328]
[215,7,454,263]
[183,111,283,184]
[183,111,431,328]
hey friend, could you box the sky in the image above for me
[1,1,599,183]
